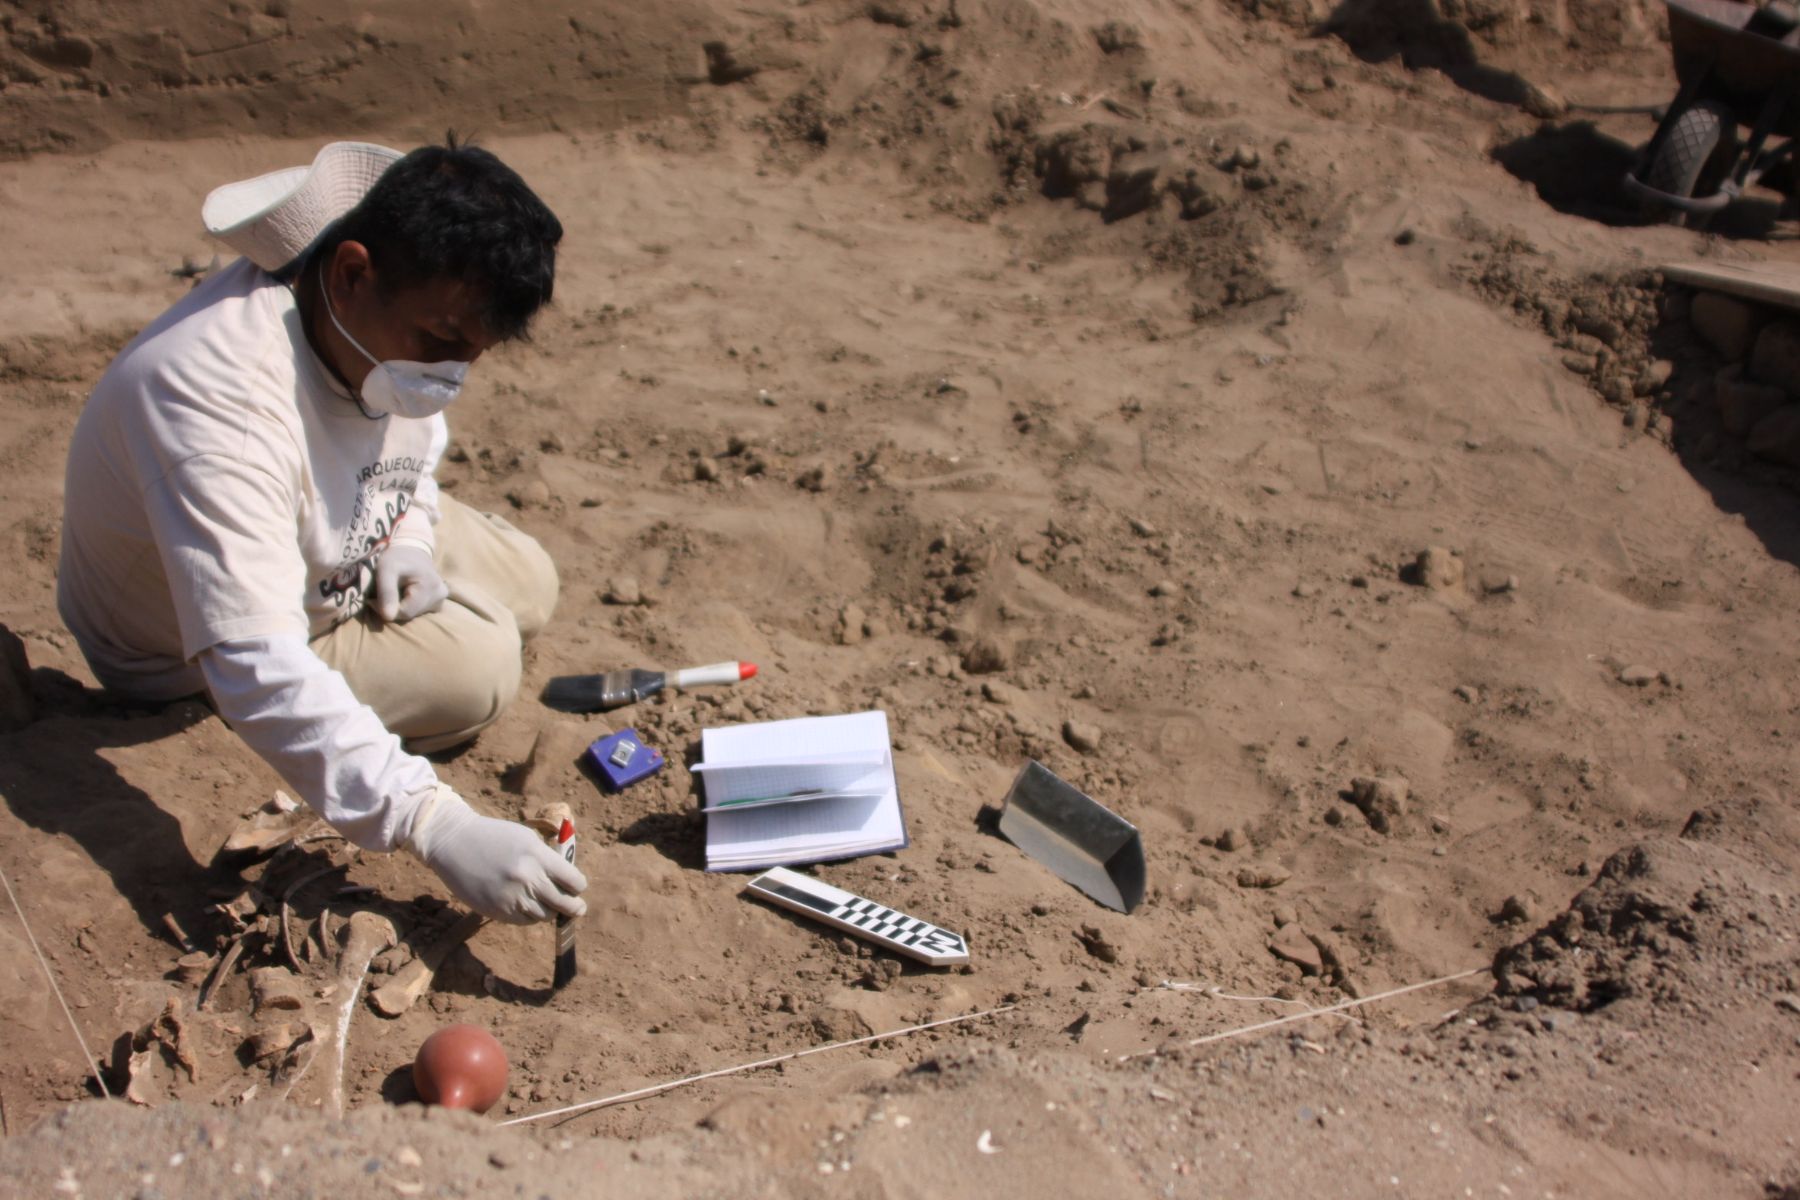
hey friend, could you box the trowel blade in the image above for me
[998,760,1145,913]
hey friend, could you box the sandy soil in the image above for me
[3,1,1800,1196]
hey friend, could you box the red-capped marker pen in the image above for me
[553,818,578,990]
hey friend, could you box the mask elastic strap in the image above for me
[317,262,386,421]
[319,263,382,369]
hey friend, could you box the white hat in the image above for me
[202,141,404,274]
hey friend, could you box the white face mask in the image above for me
[319,265,469,419]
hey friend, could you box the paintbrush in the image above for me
[541,660,757,713]
[553,817,578,990]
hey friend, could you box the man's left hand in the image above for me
[373,540,448,623]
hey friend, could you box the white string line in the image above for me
[1155,980,1362,1023]
[0,861,110,1098]
[1120,966,1488,1061]
[499,1003,1017,1127]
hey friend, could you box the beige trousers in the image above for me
[313,496,558,753]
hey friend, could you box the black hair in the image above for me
[314,135,562,342]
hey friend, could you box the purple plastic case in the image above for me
[587,728,665,792]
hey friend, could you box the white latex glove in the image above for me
[373,539,448,624]
[405,786,588,924]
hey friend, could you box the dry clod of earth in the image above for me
[1268,923,1324,976]
[1348,776,1408,834]
[1408,546,1464,591]
[1062,718,1101,755]
[1236,864,1291,889]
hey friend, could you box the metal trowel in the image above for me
[998,760,1146,913]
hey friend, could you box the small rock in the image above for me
[603,577,642,606]
[1062,719,1102,755]
[1268,924,1323,975]
[1075,925,1119,963]
[1322,806,1345,826]
[1348,776,1407,834]
[1127,516,1157,538]
[1689,291,1763,361]
[982,680,1025,707]
[395,1146,423,1170]
[1634,359,1675,396]
[1224,144,1260,172]
[1482,574,1519,595]
[837,604,867,646]
[1216,827,1245,853]
[1291,582,1318,599]
[1496,894,1537,924]
[961,636,1011,675]
[1271,904,1298,927]
[1236,865,1290,888]
[1410,547,1464,591]
[1454,685,1480,704]
[693,457,720,482]
[1617,664,1659,687]
[757,388,777,406]
[1519,78,1566,118]
[509,479,552,509]
[1149,580,1177,598]
[796,465,829,492]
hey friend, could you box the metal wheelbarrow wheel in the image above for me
[1642,97,1740,224]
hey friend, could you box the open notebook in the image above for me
[693,710,907,872]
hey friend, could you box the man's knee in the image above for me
[398,605,523,753]
[510,534,558,641]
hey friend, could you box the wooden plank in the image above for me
[1663,259,1800,313]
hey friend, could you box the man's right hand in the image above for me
[405,786,587,924]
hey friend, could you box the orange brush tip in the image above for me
[739,662,758,680]
[557,818,575,843]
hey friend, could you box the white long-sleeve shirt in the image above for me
[59,258,446,850]
[199,634,436,851]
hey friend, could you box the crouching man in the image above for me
[57,139,585,924]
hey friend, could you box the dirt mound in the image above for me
[1494,794,1800,1012]
[0,0,708,158]
[1231,0,1669,59]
